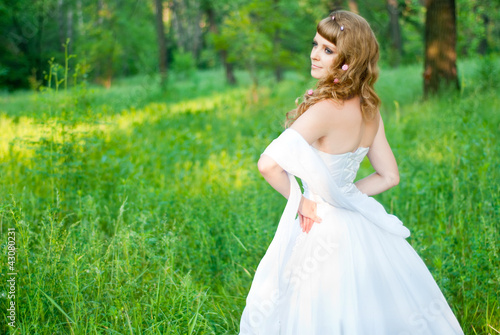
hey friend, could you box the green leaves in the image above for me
[215,0,315,84]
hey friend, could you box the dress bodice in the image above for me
[302,146,369,199]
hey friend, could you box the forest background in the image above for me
[1,0,499,90]
[0,0,499,334]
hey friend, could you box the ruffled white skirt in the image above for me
[239,196,464,334]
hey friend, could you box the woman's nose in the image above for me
[311,49,319,60]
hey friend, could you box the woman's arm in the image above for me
[258,155,323,233]
[257,156,291,198]
[258,100,334,232]
[354,114,399,196]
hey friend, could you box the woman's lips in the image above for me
[311,64,321,69]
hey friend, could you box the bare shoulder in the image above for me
[300,99,345,124]
[290,99,341,144]
[292,99,333,126]
[295,97,362,130]
[319,97,363,125]
[309,98,343,114]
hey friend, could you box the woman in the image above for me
[239,11,464,334]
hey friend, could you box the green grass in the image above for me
[0,59,499,334]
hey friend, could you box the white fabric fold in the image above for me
[262,128,410,238]
[239,171,301,334]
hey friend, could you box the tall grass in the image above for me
[0,57,498,334]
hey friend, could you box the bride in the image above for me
[239,10,464,335]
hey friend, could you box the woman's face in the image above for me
[310,32,338,79]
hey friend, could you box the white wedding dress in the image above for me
[239,129,464,335]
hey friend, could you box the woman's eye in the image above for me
[312,41,318,47]
[325,48,333,55]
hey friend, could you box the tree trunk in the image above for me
[221,50,237,85]
[171,0,202,59]
[273,0,283,82]
[97,0,103,25]
[325,0,345,12]
[155,0,168,85]
[477,13,489,55]
[192,0,202,60]
[348,0,359,14]
[387,0,402,67]
[67,6,73,54]
[93,0,104,80]
[38,0,45,86]
[77,0,84,35]
[206,3,236,85]
[423,0,459,97]
[57,0,65,51]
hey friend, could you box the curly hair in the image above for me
[286,11,381,127]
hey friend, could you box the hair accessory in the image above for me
[340,26,344,31]
[331,15,335,20]
[307,89,314,95]
[334,78,339,84]
[342,64,349,71]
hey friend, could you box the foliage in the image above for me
[0,0,157,90]
[215,0,317,85]
[75,0,158,84]
[2,0,500,90]
[171,51,197,80]
[456,0,500,56]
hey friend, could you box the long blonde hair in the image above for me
[286,11,381,127]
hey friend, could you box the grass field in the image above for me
[0,57,499,334]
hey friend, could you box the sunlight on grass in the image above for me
[113,88,251,131]
[0,87,256,161]
[173,149,255,195]
[0,114,109,160]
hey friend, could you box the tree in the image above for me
[387,0,402,66]
[456,0,500,57]
[272,0,283,82]
[203,0,237,85]
[477,12,488,55]
[170,0,202,60]
[218,0,313,87]
[423,0,459,97]
[322,0,345,12]
[155,0,168,85]
[348,0,359,14]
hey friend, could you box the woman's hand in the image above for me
[298,195,322,233]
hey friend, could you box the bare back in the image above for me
[289,96,399,196]
[311,96,380,155]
